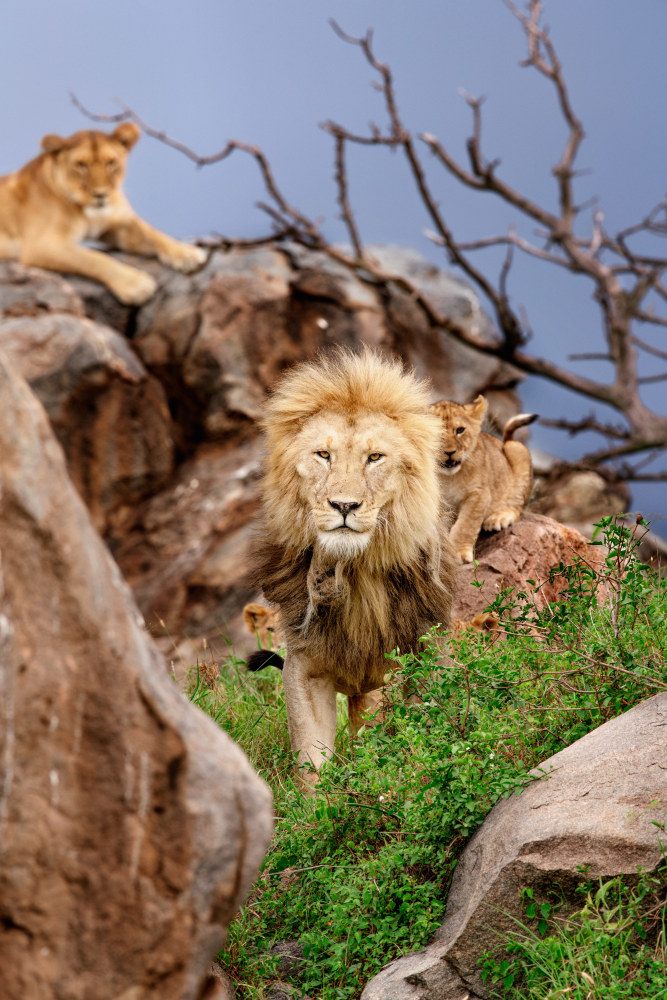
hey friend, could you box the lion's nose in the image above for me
[328,499,362,517]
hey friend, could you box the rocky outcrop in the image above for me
[0,352,273,1000]
[452,512,602,623]
[0,248,524,663]
[361,691,667,1000]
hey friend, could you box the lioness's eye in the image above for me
[106,159,118,170]
[367,453,383,463]
[315,450,330,460]
[455,427,465,435]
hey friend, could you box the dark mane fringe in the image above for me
[253,536,454,693]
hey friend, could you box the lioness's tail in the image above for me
[503,412,538,442]
[246,649,285,672]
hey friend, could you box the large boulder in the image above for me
[361,691,667,1000]
[0,351,273,1000]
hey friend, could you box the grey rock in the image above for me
[361,692,667,999]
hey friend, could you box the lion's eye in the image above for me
[455,427,466,435]
[74,161,88,171]
[367,453,383,463]
[315,450,330,460]
[106,159,119,170]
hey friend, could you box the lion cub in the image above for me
[430,395,537,564]
[0,123,206,305]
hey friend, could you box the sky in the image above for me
[2,0,666,534]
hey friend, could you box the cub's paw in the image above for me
[483,509,519,532]
[113,269,158,306]
[159,241,207,273]
[456,545,475,565]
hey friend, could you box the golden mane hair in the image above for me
[254,349,455,694]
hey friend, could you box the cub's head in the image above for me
[262,349,443,567]
[40,123,140,214]
[429,395,487,475]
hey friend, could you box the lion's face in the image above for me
[41,123,139,216]
[294,410,412,558]
[430,395,487,476]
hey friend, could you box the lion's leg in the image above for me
[483,442,533,531]
[348,689,384,735]
[102,217,206,273]
[282,654,337,793]
[21,241,156,305]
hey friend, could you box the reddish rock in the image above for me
[452,512,602,623]
[0,352,272,1000]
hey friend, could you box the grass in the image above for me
[187,517,667,999]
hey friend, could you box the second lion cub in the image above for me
[430,395,537,564]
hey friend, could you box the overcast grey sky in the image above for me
[2,0,666,532]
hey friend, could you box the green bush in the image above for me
[191,517,666,999]
[480,865,667,999]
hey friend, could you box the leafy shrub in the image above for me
[193,518,665,998]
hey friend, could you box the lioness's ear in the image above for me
[468,395,488,420]
[41,134,67,154]
[112,122,141,150]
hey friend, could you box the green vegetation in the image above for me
[480,867,667,999]
[188,519,667,999]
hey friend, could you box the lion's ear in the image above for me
[41,134,67,154]
[112,122,141,150]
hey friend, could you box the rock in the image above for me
[452,512,601,623]
[206,963,237,999]
[0,352,272,1000]
[0,310,174,531]
[109,436,265,664]
[361,691,667,1000]
[0,245,530,656]
[0,260,84,317]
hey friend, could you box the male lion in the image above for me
[0,123,206,304]
[254,349,456,789]
[430,395,537,564]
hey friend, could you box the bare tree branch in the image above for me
[71,2,667,486]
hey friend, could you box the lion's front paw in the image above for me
[113,269,157,306]
[456,546,475,565]
[159,241,207,273]
[483,509,519,532]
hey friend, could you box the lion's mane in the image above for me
[255,349,455,694]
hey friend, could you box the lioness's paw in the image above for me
[113,270,158,306]
[483,510,519,532]
[159,242,207,273]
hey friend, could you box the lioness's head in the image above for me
[40,123,140,215]
[262,349,443,566]
[429,395,487,475]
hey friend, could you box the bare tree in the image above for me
[74,0,667,486]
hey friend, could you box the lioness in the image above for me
[254,348,456,790]
[430,395,537,564]
[0,123,206,304]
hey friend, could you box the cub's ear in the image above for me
[243,602,271,633]
[41,134,67,154]
[468,395,488,420]
[112,122,141,150]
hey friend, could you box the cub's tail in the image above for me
[503,412,538,443]
[246,649,285,672]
